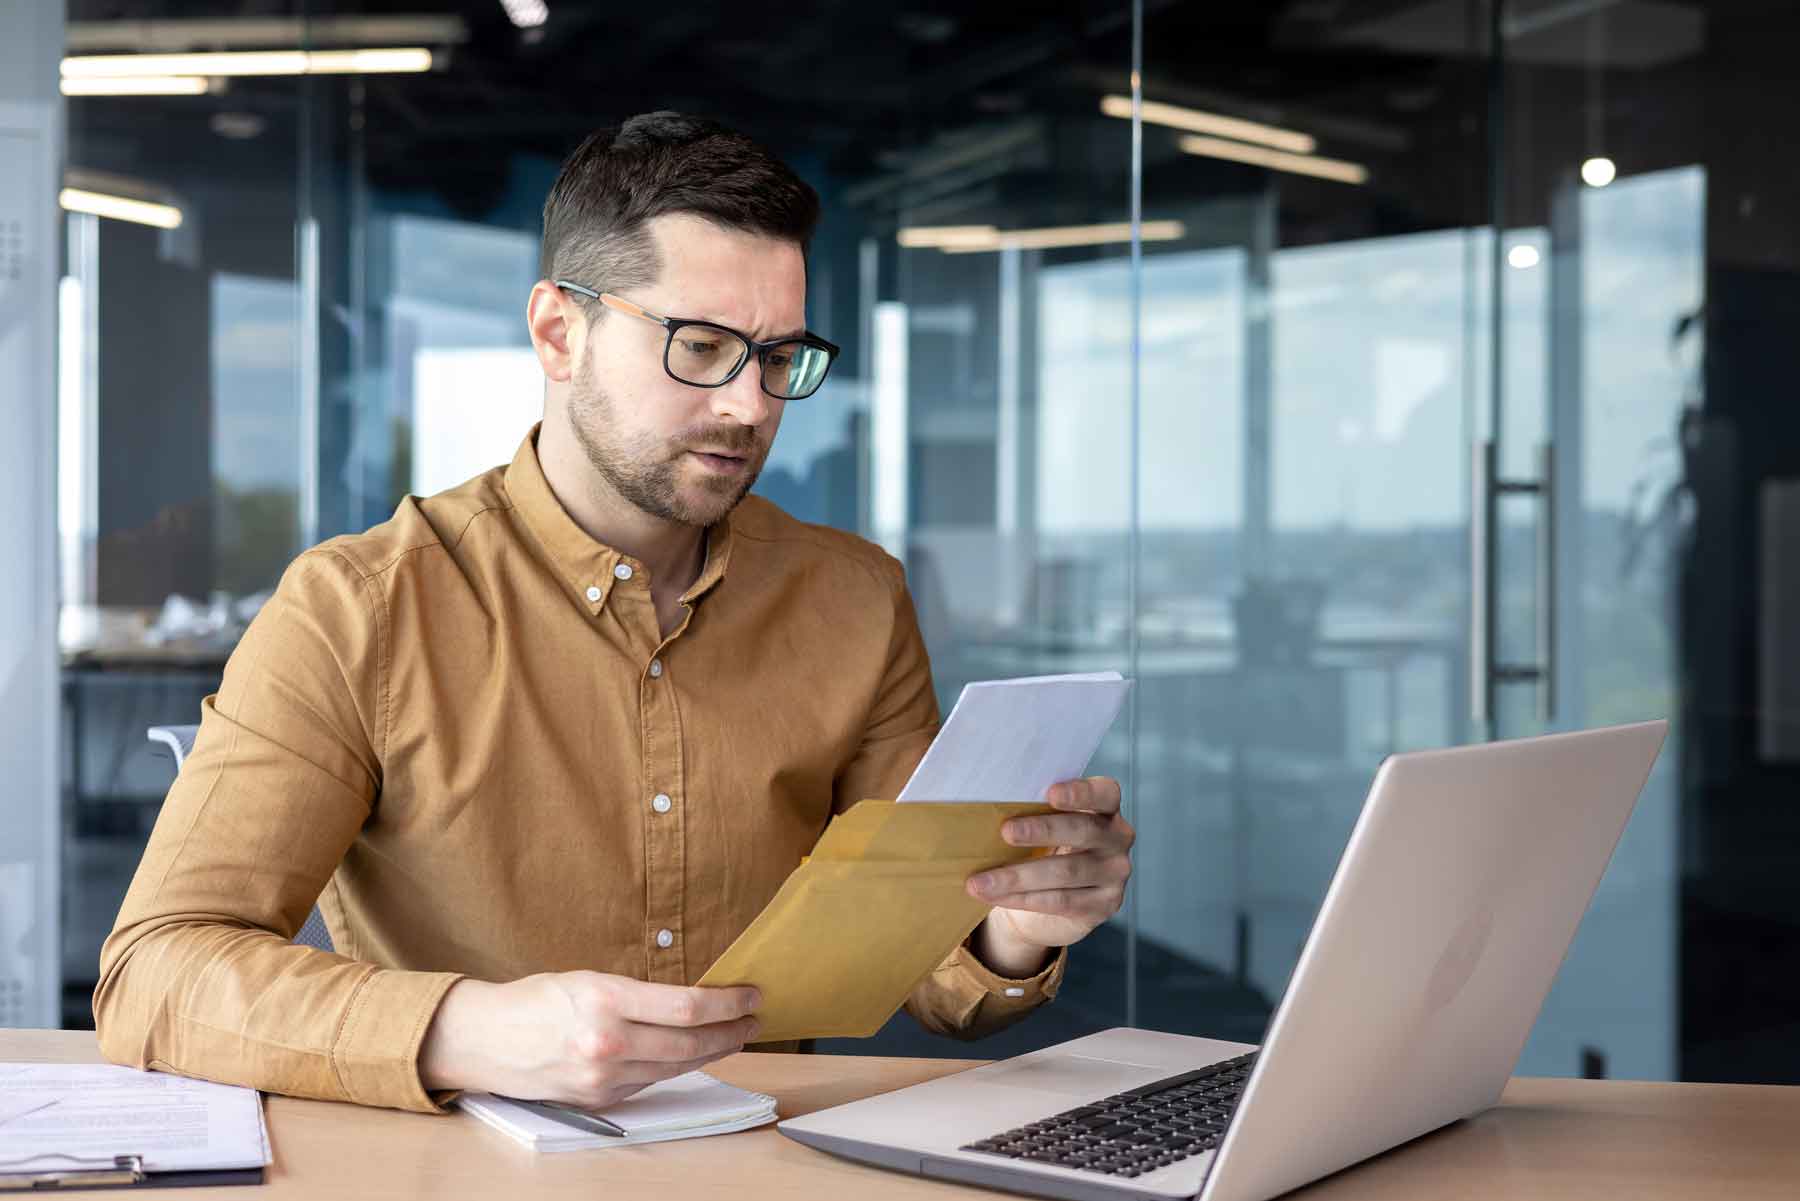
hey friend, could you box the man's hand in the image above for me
[418,972,760,1109]
[966,776,1134,977]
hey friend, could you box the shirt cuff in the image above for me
[953,933,1067,1005]
[905,932,1067,1041]
[329,967,465,1113]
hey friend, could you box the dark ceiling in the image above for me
[59,1,1791,254]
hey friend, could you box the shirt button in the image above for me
[656,928,674,949]
[613,563,634,581]
[1004,987,1026,998]
[585,585,602,603]
[649,658,664,678]
[651,793,672,814]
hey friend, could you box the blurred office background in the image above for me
[2,0,1795,1084]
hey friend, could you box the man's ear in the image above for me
[527,280,580,383]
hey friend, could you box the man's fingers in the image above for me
[602,980,761,1027]
[1002,811,1127,850]
[1047,776,1123,815]
[609,1045,743,1088]
[575,1047,743,1109]
[970,848,1131,898]
[608,1016,760,1064]
[985,884,1125,922]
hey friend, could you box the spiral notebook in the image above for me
[459,1072,778,1152]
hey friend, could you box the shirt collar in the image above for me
[504,424,735,615]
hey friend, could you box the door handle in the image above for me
[1471,439,1557,725]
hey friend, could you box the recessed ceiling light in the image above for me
[1581,157,1617,187]
[498,0,548,28]
[210,112,266,140]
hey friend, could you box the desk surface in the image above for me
[5,1030,1796,1199]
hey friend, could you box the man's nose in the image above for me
[710,358,771,427]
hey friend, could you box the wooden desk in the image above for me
[5,1030,1796,1199]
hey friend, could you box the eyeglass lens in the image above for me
[665,325,832,399]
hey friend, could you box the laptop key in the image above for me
[1123,1069,1213,1099]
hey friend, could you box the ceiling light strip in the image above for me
[61,75,211,96]
[1178,135,1369,185]
[59,188,184,229]
[61,48,434,78]
[1102,95,1316,154]
[896,225,999,248]
[898,220,1186,253]
[65,16,467,52]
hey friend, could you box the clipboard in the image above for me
[0,1155,264,1192]
[0,1064,270,1192]
[696,799,1053,1041]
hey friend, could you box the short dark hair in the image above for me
[538,111,820,299]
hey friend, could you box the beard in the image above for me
[566,354,767,528]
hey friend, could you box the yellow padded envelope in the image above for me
[696,799,1053,1041]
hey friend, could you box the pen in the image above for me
[507,1097,630,1138]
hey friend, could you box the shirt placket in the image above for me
[613,562,690,985]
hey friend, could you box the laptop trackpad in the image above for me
[979,1054,1165,1098]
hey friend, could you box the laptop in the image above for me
[780,720,1668,1201]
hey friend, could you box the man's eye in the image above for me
[765,351,793,368]
[678,339,722,357]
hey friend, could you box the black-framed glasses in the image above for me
[554,281,840,401]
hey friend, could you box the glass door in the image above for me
[1134,3,1488,1046]
[1486,1,1706,1079]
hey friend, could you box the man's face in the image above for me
[565,213,806,528]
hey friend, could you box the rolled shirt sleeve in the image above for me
[93,548,462,1113]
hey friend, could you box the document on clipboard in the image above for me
[697,671,1132,1041]
[0,1064,269,1192]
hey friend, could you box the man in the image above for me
[95,112,1134,1114]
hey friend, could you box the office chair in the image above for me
[146,724,336,953]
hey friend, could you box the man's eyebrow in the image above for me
[689,313,807,342]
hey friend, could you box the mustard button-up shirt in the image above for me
[95,428,1063,1112]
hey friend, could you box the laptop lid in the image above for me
[1199,720,1667,1201]
[779,722,1666,1201]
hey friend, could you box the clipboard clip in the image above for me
[0,1153,145,1191]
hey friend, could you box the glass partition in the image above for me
[52,0,1800,1086]
[59,6,306,1026]
[1132,2,1487,1049]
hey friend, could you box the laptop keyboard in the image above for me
[960,1052,1257,1180]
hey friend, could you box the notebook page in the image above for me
[459,1072,777,1151]
[600,1071,773,1132]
